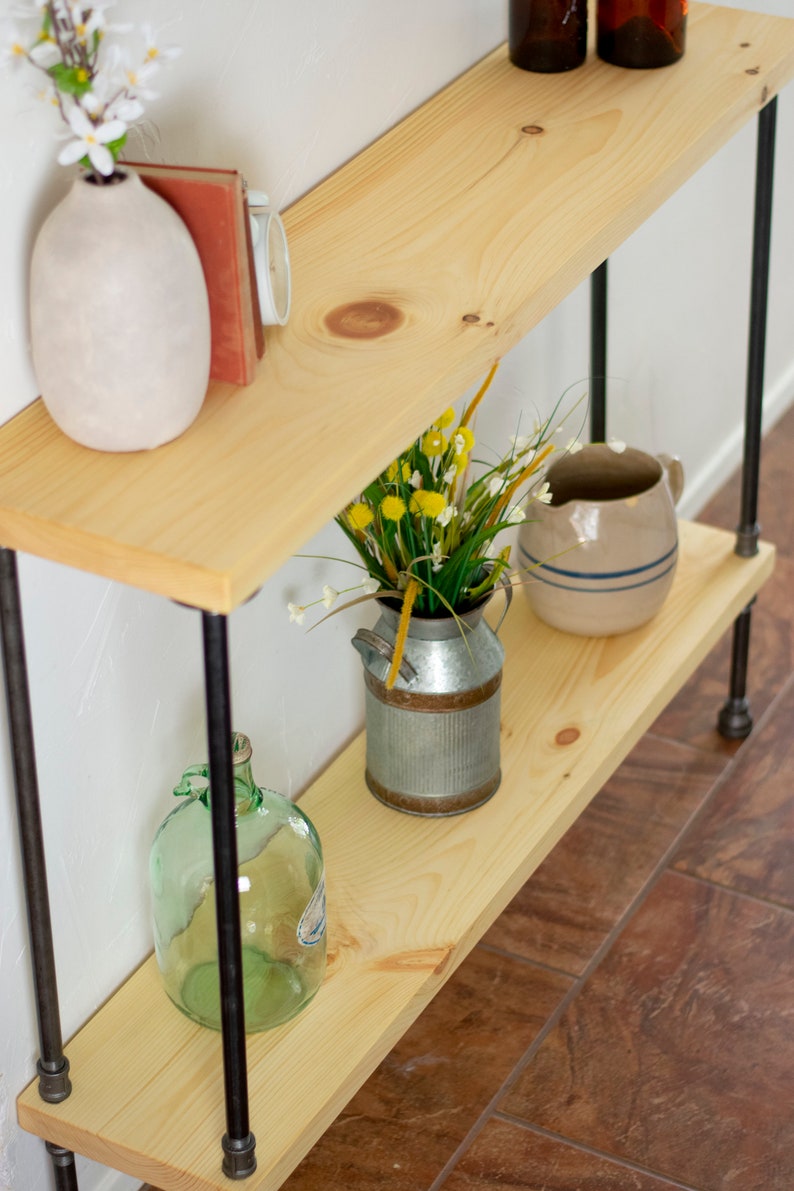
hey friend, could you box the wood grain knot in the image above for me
[745,66,760,75]
[740,41,751,48]
[522,125,544,136]
[374,947,451,972]
[325,300,404,339]
[462,313,481,323]
[555,727,581,746]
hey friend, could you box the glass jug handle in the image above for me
[174,762,211,805]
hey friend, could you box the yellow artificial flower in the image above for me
[347,501,374,531]
[409,490,447,519]
[380,494,407,522]
[385,459,412,483]
[454,426,475,454]
[437,408,456,428]
[421,429,448,457]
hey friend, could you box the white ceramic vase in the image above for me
[29,169,211,452]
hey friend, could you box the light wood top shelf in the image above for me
[17,522,775,1189]
[0,3,791,611]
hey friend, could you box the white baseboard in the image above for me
[677,362,794,521]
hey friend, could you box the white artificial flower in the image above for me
[487,475,505,498]
[142,23,182,63]
[431,542,444,572]
[608,439,627,454]
[67,3,107,42]
[122,55,160,101]
[84,65,145,123]
[287,602,306,625]
[510,433,532,452]
[361,576,380,595]
[534,481,553,505]
[0,20,30,68]
[436,504,457,527]
[77,2,134,38]
[453,432,466,456]
[9,3,179,172]
[28,35,60,67]
[57,105,127,176]
[107,94,144,122]
[321,585,338,610]
[33,81,59,109]
[410,470,422,489]
[506,504,526,525]
[566,438,583,454]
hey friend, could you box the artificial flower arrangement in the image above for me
[4,1,180,181]
[290,363,581,687]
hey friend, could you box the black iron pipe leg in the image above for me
[718,98,778,738]
[590,259,608,442]
[201,612,257,1180]
[0,548,72,1105]
[735,97,777,560]
[45,1143,79,1190]
[718,601,755,740]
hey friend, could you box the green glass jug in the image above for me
[149,732,326,1032]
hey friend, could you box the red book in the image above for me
[124,162,265,386]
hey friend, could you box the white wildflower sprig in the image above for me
[3,1,181,180]
[288,576,380,628]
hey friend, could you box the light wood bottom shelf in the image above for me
[18,521,774,1190]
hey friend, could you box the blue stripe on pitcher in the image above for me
[518,542,678,593]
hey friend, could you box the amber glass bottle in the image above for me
[509,0,587,73]
[597,0,687,68]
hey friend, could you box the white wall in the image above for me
[0,2,792,1188]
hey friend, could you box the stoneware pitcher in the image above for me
[518,444,684,636]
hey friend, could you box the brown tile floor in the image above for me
[144,407,794,1191]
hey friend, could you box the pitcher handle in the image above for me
[351,628,418,685]
[657,453,685,506]
[493,572,514,636]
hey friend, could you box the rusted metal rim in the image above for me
[364,668,502,711]
[365,769,501,816]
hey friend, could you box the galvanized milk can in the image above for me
[351,583,511,816]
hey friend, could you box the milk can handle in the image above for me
[351,628,418,685]
[492,572,513,636]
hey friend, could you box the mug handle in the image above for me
[657,454,685,506]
